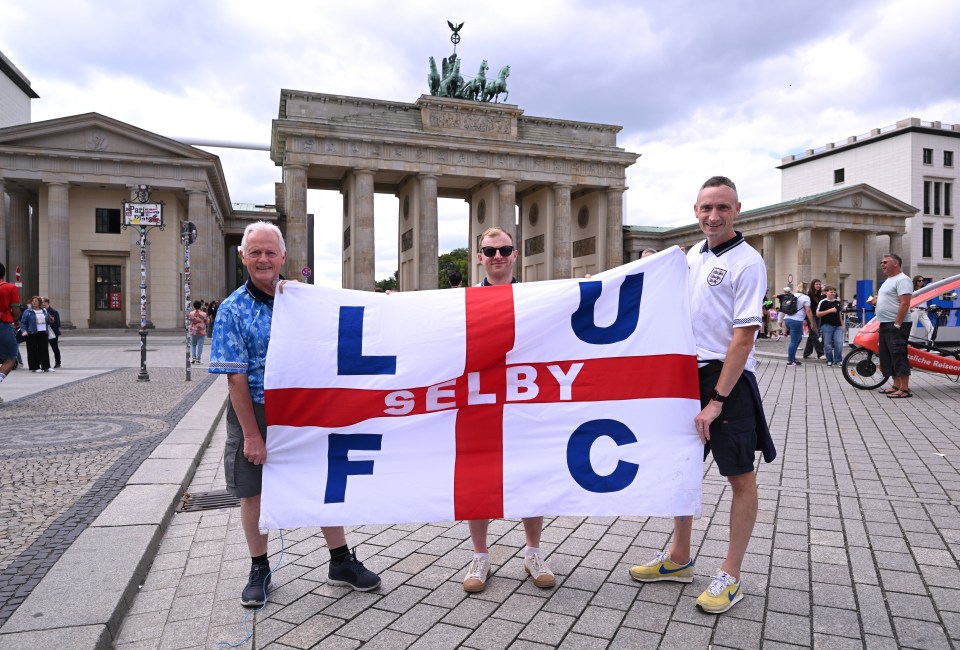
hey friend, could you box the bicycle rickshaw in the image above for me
[842,272,960,389]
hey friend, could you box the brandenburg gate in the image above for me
[271,91,638,290]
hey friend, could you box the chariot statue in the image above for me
[426,22,510,103]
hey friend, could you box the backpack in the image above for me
[779,293,799,316]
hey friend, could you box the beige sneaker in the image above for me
[463,555,491,593]
[523,553,556,588]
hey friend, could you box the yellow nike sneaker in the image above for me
[696,571,743,613]
[629,550,694,583]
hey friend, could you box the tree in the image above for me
[375,270,398,292]
[438,248,469,289]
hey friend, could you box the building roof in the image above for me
[0,50,39,99]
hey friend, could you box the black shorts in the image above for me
[224,401,267,499]
[699,364,758,477]
[878,322,912,377]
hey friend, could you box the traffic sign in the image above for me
[302,267,312,278]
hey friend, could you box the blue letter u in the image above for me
[566,419,639,493]
[571,273,643,345]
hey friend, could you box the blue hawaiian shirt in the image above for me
[208,280,274,404]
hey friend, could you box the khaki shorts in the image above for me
[224,401,267,498]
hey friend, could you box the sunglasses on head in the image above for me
[481,245,514,257]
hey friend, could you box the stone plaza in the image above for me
[0,333,957,649]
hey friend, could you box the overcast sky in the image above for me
[3,0,959,287]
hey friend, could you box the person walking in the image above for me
[21,296,53,373]
[189,300,207,363]
[816,286,844,366]
[802,279,825,359]
[783,288,815,366]
[910,275,934,346]
[42,297,62,368]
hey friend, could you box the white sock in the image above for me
[474,552,489,560]
[524,547,540,557]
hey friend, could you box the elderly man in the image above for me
[209,221,380,607]
[461,226,556,594]
[876,253,913,398]
[629,176,775,614]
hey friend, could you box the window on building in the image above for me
[95,208,121,234]
[934,182,942,215]
[924,181,931,214]
[94,265,122,310]
[923,148,933,165]
[946,183,953,216]
[922,227,933,258]
[945,228,954,259]
[833,168,844,184]
[946,151,955,167]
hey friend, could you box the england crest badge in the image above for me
[707,267,727,286]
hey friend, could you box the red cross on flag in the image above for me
[261,248,703,529]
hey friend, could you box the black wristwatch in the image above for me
[709,389,728,403]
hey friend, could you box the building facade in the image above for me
[779,118,959,282]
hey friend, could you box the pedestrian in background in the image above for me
[21,296,52,372]
[189,300,207,364]
[42,297,61,368]
[816,286,844,367]
[910,275,934,345]
[803,279,824,360]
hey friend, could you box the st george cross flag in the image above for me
[260,247,703,529]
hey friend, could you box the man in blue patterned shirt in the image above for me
[210,221,380,607]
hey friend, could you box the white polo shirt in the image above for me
[687,232,766,373]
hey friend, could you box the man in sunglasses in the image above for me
[462,226,556,593]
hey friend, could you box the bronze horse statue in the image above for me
[428,56,440,96]
[438,58,463,98]
[458,59,489,101]
[481,65,510,103]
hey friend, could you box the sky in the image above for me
[3,0,960,287]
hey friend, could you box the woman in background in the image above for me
[189,300,207,363]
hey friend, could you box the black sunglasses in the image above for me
[481,245,514,257]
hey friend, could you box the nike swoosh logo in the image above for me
[658,564,689,575]
[728,584,740,601]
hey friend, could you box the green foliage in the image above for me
[375,270,398,292]
[438,248,469,288]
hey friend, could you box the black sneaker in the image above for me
[241,563,271,607]
[328,551,381,591]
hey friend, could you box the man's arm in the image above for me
[694,325,757,443]
[894,294,911,327]
[227,373,267,465]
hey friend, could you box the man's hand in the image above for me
[243,434,267,465]
[694,400,722,444]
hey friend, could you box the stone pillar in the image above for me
[497,180,517,241]
[0,179,6,270]
[418,174,439,291]
[354,169,376,292]
[553,184,572,280]
[862,232,877,289]
[8,192,30,299]
[888,233,905,258]
[797,228,812,289]
[826,228,841,288]
[283,164,308,280]
[187,190,210,301]
[605,188,624,270]
[46,182,71,326]
[762,233,776,299]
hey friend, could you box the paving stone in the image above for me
[336,607,398,642]
[764,611,812,646]
[274,613,341,648]
[569,604,625,638]
[542,586,592,617]
[712,615,763,649]
[659,620,714,649]
[389,602,449,635]
[892,617,950,649]
[812,604,861,636]
[406,622,471,650]
[557,631,609,649]
[812,634,865,650]
[363,628,418,650]
[463,617,524,650]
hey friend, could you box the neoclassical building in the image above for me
[0,113,241,328]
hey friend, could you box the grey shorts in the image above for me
[224,401,267,499]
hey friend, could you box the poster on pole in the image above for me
[123,202,163,226]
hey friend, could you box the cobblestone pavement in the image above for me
[116,352,960,650]
[0,334,214,627]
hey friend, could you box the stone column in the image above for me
[797,228,812,289]
[418,174,439,291]
[497,180,517,241]
[8,192,30,298]
[888,233,905,258]
[46,182,71,326]
[553,184,572,280]
[605,188,624,270]
[283,164,308,281]
[862,232,877,288]
[187,190,210,301]
[762,233,776,299]
[354,169,376,292]
[826,228,841,288]
[0,179,6,270]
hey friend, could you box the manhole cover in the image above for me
[179,489,240,512]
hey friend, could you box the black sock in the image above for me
[330,544,350,564]
[251,553,269,567]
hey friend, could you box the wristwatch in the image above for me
[709,389,727,403]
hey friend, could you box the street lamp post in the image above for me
[122,185,164,382]
[182,221,197,381]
